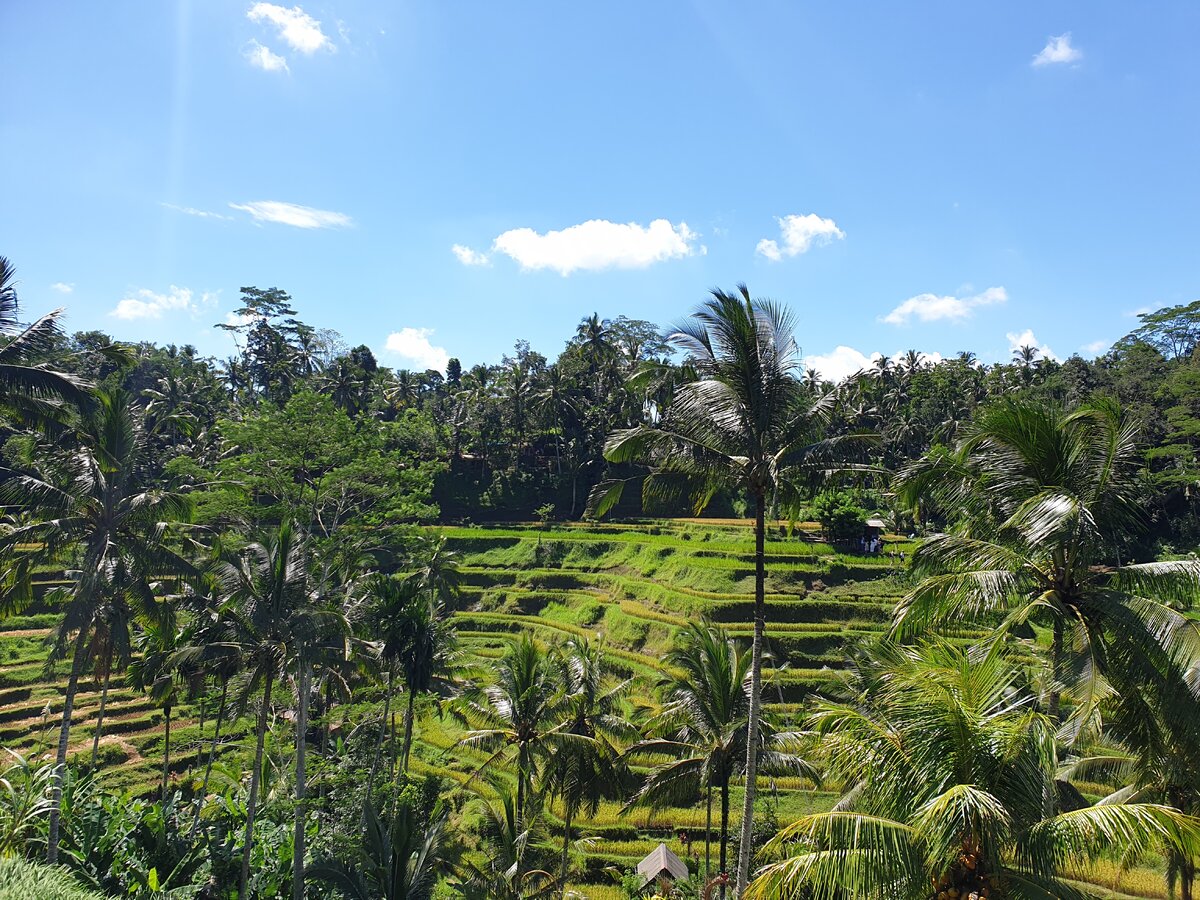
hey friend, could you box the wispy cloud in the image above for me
[384,327,450,371]
[882,286,1007,326]
[243,39,289,72]
[229,200,352,229]
[162,202,233,220]
[109,286,216,321]
[1033,33,1082,67]
[756,213,844,261]
[451,244,491,267]
[247,3,332,53]
[465,218,700,276]
[50,282,74,294]
[1007,328,1058,361]
[1081,339,1110,356]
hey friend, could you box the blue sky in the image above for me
[4,2,1199,381]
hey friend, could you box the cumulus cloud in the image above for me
[229,200,352,229]
[1081,339,1109,356]
[805,346,946,384]
[882,286,1007,326]
[1007,328,1058,361]
[110,286,216,321]
[1033,33,1082,67]
[246,3,332,53]
[50,282,74,294]
[452,244,491,267]
[243,39,289,72]
[162,202,233,220]
[756,213,844,261]
[385,328,450,371]
[477,218,700,276]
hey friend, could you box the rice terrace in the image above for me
[6,3,1200,899]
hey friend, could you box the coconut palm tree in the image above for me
[746,640,1200,900]
[589,285,852,895]
[452,789,557,900]
[543,638,634,894]
[894,398,1200,735]
[629,623,814,894]
[127,616,182,800]
[0,388,192,864]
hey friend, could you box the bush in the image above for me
[810,491,868,543]
[0,858,107,900]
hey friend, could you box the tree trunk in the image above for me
[191,680,228,840]
[293,658,309,900]
[47,624,90,865]
[90,666,112,770]
[365,672,392,804]
[1048,617,1064,721]
[161,704,172,801]
[719,778,730,900]
[560,801,573,898]
[240,665,274,900]
[705,779,713,881]
[401,689,416,773]
[734,491,767,896]
[388,708,397,782]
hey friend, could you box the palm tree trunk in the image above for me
[161,704,172,801]
[401,689,416,773]
[560,801,573,898]
[240,665,274,900]
[734,491,767,896]
[705,779,713,881]
[1048,617,1064,721]
[191,680,228,840]
[366,672,392,800]
[719,777,730,900]
[90,667,112,769]
[47,624,90,865]
[389,708,397,782]
[293,657,309,900]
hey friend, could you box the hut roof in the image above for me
[636,843,688,887]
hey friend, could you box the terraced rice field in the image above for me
[0,519,1167,897]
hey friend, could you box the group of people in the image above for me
[859,535,884,554]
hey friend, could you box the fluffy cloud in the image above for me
[882,286,1007,326]
[756,213,844,261]
[243,39,289,72]
[110,286,215,321]
[1007,328,1058,361]
[479,218,700,276]
[451,244,491,267]
[1033,33,1082,67]
[50,282,74,294]
[806,346,879,384]
[246,3,332,53]
[385,327,450,371]
[229,200,352,229]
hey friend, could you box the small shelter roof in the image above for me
[636,843,689,887]
[865,517,888,529]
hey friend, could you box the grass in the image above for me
[0,858,109,900]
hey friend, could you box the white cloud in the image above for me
[452,244,491,267]
[806,346,881,384]
[1081,339,1109,356]
[487,218,700,276]
[109,286,216,321]
[384,327,450,371]
[229,200,352,229]
[1007,328,1058,361]
[243,39,289,72]
[162,202,233,220]
[246,3,332,53]
[1033,33,1082,67]
[50,282,74,294]
[755,213,844,261]
[882,286,1007,326]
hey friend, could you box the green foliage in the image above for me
[809,491,868,543]
[0,857,107,900]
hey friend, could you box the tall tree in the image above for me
[589,285,847,895]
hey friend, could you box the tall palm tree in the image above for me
[212,521,335,900]
[0,389,192,864]
[746,640,1200,900]
[395,587,458,775]
[127,615,182,800]
[629,622,812,894]
[0,256,91,428]
[544,638,634,894]
[589,285,849,895]
[894,398,1200,734]
[453,789,557,900]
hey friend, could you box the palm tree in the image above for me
[212,521,335,900]
[746,640,1200,900]
[0,256,91,428]
[589,285,849,896]
[453,789,557,900]
[628,623,813,893]
[544,638,634,894]
[0,389,192,864]
[395,588,458,775]
[309,799,447,900]
[894,398,1200,734]
[127,616,182,800]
